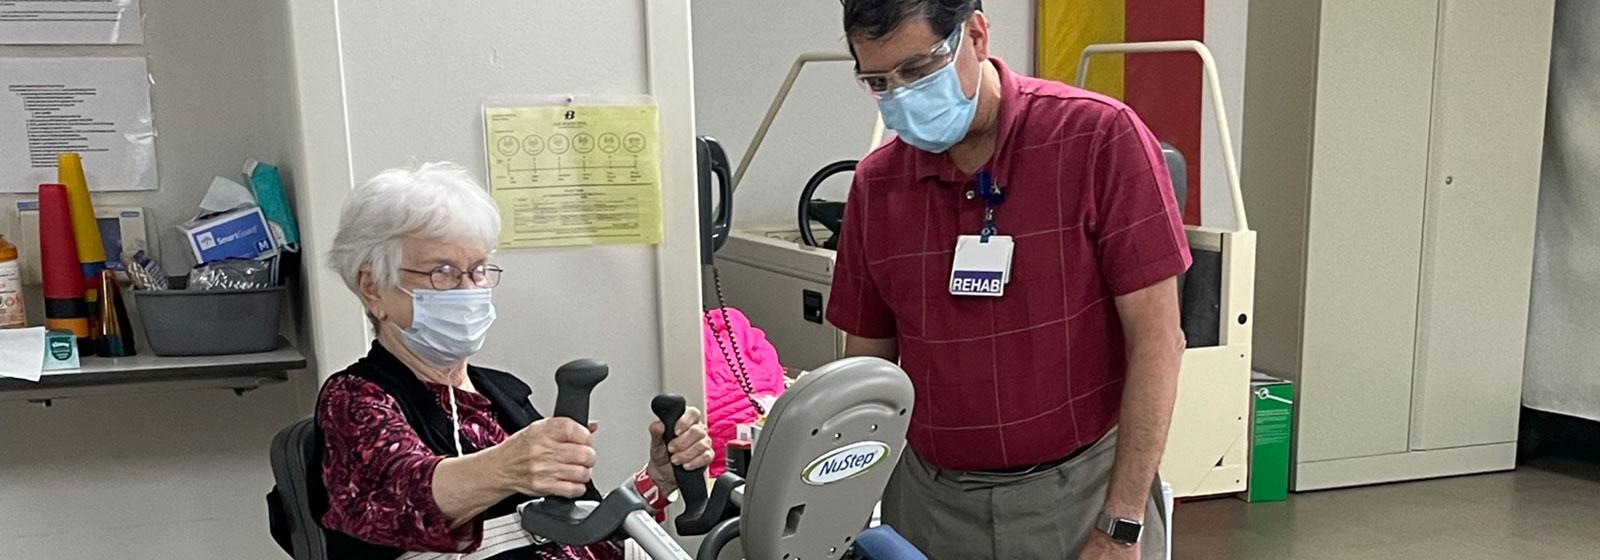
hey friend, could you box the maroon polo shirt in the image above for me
[827,58,1190,471]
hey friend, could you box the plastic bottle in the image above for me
[0,235,25,328]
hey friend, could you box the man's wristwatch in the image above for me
[1096,512,1144,546]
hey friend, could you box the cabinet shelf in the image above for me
[0,337,306,404]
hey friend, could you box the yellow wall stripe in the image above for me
[1037,0,1127,99]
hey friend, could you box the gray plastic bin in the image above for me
[133,287,285,356]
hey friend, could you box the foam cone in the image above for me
[39,183,91,351]
[61,153,106,339]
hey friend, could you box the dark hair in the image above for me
[841,0,982,42]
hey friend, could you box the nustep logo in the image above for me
[801,441,891,486]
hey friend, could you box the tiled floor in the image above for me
[1171,456,1600,559]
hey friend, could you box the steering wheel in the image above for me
[798,160,858,249]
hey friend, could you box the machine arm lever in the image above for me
[651,394,709,507]
[521,360,639,546]
[516,362,698,558]
[652,393,744,536]
[553,359,608,424]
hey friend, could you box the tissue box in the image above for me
[181,207,276,264]
[44,329,80,370]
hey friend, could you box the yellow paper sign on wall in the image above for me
[483,103,662,248]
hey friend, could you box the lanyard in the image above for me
[976,170,1005,242]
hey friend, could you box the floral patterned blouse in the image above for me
[317,373,637,559]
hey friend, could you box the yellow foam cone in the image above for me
[58,152,106,304]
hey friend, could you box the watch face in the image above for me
[1110,519,1143,543]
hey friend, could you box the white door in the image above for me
[1297,0,1438,463]
[1410,0,1555,450]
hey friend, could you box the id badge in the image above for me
[950,235,1013,297]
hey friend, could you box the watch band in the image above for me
[1096,512,1144,545]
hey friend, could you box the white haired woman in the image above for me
[316,162,712,560]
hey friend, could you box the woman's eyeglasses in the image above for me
[400,264,504,290]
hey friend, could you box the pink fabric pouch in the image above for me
[702,306,787,477]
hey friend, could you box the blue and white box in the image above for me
[180,207,277,264]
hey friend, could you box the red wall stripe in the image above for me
[1124,0,1205,225]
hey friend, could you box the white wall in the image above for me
[291,0,704,491]
[688,0,1249,231]
[0,385,305,558]
[1203,0,1249,230]
[692,0,1035,227]
[0,1,304,279]
[0,0,309,556]
[1,1,702,557]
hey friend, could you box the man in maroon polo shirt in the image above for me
[828,1,1190,559]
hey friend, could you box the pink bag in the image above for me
[702,306,787,477]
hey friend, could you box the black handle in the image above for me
[553,359,609,425]
[707,138,734,254]
[696,136,734,266]
[519,359,648,546]
[650,393,708,509]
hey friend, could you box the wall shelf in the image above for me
[0,337,306,404]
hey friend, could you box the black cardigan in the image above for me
[270,343,600,560]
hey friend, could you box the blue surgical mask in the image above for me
[875,50,983,153]
[397,287,496,366]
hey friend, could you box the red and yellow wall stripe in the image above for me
[1038,0,1205,225]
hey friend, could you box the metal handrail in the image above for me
[1077,40,1248,231]
[733,52,885,191]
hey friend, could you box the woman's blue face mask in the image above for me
[397,287,495,366]
[873,29,982,154]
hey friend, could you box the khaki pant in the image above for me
[881,427,1167,560]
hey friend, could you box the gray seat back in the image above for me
[1161,142,1187,213]
[1157,141,1224,348]
[270,417,329,560]
[741,357,915,560]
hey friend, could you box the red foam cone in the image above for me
[39,183,84,300]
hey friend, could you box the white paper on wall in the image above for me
[0,0,143,44]
[0,57,158,193]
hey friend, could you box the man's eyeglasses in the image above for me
[400,264,504,290]
[855,23,964,100]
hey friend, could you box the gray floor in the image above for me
[1172,457,1600,559]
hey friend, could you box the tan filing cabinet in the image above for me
[1243,0,1555,490]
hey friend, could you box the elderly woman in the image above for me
[317,162,712,559]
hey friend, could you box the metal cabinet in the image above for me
[1244,0,1555,490]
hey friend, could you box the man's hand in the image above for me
[646,406,714,495]
[1076,532,1140,560]
[1103,276,1183,527]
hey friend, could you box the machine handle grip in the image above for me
[554,359,609,425]
[706,137,733,254]
[650,393,709,510]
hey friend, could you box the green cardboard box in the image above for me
[1243,372,1294,502]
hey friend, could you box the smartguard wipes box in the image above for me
[180,207,277,264]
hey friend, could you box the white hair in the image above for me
[328,161,501,294]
